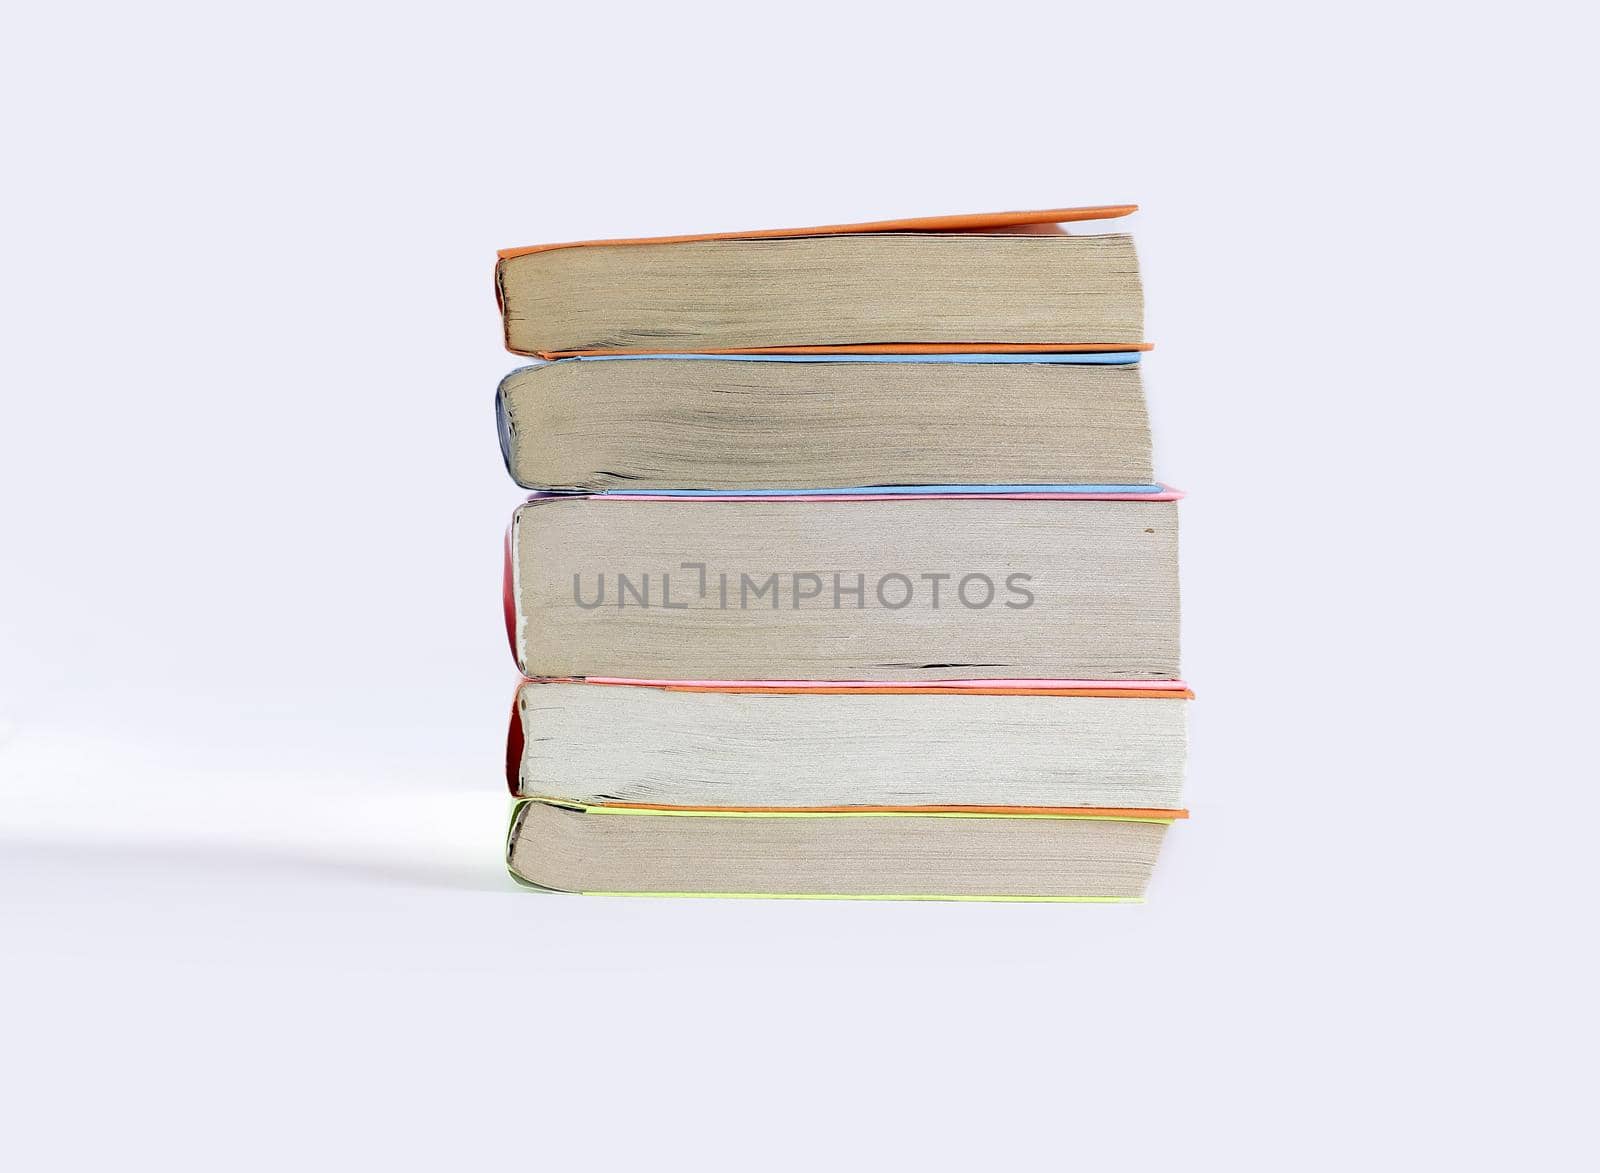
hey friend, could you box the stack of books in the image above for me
[491,206,1188,901]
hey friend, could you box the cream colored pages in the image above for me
[517,682,1188,808]
[508,802,1169,898]
[500,359,1153,491]
[498,233,1143,354]
[512,498,1180,681]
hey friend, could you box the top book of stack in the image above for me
[494,206,1147,358]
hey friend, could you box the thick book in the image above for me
[494,206,1146,358]
[506,800,1181,900]
[507,679,1190,810]
[496,354,1152,492]
[505,492,1182,682]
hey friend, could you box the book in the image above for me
[508,679,1190,810]
[506,493,1181,681]
[490,204,1188,901]
[497,354,1152,492]
[495,206,1146,358]
[506,800,1180,899]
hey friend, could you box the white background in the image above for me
[3,3,1595,1168]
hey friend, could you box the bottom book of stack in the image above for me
[505,679,1190,901]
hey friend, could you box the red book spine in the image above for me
[504,688,523,796]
